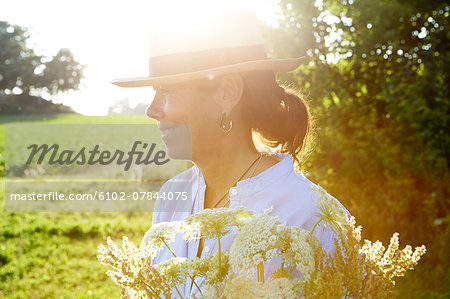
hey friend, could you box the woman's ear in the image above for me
[218,73,244,114]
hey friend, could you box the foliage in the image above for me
[0,21,84,96]
[263,0,449,296]
[108,99,149,115]
[0,94,74,115]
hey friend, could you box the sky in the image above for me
[1,0,282,115]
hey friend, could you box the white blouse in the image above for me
[147,153,347,298]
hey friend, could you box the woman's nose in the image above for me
[145,94,165,120]
[146,106,164,120]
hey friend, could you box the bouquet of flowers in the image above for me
[97,185,426,298]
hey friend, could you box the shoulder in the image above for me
[160,166,197,192]
[152,166,197,225]
[269,169,350,254]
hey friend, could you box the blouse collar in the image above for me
[193,153,294,206]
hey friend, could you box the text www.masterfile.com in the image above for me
[9,191,189,201]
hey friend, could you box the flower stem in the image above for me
[310,219,322,235]
[174,285,183,299]
[142,280,158,296]
[289,264,295,279]
[218,236,222,270]
[257,262,265,283]
[162,239,204,298]
[190,277,204,299]
[162,239,177,257]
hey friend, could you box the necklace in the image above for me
[211,152,264,209]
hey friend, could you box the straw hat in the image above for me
[112,9,303,87]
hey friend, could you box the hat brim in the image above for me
[111,57,304,88]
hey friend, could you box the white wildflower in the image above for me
[229,208,285,277]
[280,226,316,281]
[311,184,349,234]
[155,257,188,287]
[224,275,257,298]
[98,205,426,298]
[254,277,298,299]
[141,221,183,249]
[185,207,254,239]
[97,236,171,298]
[360,232,427,281]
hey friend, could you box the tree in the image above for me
[108,99,148,115]
[0,21,83,97]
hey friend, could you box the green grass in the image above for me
[0,114,156,298]
[0,113,152,156]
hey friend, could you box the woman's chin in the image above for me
[160,124,192,160]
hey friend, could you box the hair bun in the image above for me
[240,71,311,166]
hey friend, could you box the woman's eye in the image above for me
[160,89,172,96]
[155,91,168,103]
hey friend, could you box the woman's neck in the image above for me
[193,133,260,206]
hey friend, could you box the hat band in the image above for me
[149,44,267,77]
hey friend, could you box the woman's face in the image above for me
[146,80,223,160]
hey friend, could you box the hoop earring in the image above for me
[219,112,233,133]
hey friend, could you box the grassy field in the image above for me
[0,114,157,298]
[0,113,152,158]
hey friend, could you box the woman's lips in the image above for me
[157,123,181,136]
[157,122,179,130]
[156,123,192,160]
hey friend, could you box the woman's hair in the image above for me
[239,71,311,167]
[193,71,312,167]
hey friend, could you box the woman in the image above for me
[113,9,347,298]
